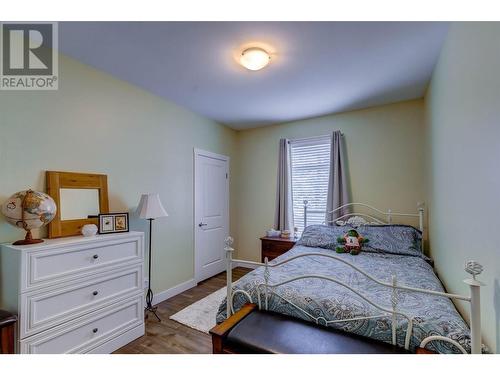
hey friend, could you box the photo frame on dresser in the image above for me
[98,213,129,234]
[46,171,110,238]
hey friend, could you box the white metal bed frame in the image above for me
[223,203,485,354]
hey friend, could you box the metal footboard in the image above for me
[224,205,484,354]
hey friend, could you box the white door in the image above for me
[194,149,229,283]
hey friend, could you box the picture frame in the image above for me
[98,212,129,234]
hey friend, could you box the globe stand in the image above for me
[13,229,44,246]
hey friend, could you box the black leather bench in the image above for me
[210,304,411,354]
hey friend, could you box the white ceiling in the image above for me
[59,22,449,129]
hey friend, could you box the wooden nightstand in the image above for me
[260,236,297,262]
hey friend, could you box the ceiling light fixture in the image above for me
[240,47,271,71]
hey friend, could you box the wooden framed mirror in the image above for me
[46,171,109,238]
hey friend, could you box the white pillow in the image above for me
[335,216,377,227]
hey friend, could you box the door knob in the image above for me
[198,222,207,227]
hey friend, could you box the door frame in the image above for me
[193,148,230,283]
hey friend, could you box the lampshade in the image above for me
[136,193,168,219]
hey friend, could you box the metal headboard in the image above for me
[303,201,425,252]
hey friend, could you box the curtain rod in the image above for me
[288,132,344,143]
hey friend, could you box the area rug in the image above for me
[169,287,227,333]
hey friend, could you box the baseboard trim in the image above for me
[152,278,197,306]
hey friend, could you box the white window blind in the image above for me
[290,136,331,233]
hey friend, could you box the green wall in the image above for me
[232,99,427,261]
[0,54,238,295]
[425,22,500,353]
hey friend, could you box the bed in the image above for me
[216,204,486,354]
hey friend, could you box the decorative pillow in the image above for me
[355,225,423,257]
[297,224,351,250]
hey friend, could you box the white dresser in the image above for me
[0,231,145,354]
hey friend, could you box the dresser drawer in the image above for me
[23,236,143,291]
[20,294,143,354]
[20,264,143,338]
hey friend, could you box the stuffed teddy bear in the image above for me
[336,229,369,255]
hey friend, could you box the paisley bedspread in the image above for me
[216,243,479,354]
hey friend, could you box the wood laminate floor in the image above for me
[114,267,251,354]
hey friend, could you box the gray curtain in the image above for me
[326,131,350,225]
[274,138,294,231]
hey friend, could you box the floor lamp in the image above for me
[137,193,168,322]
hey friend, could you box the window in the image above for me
[290,136,331,233]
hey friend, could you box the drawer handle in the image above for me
[92,328,98,334]
[92,291,99,296]
[92,254,99,260]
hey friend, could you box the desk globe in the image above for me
[1,189,56,245]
